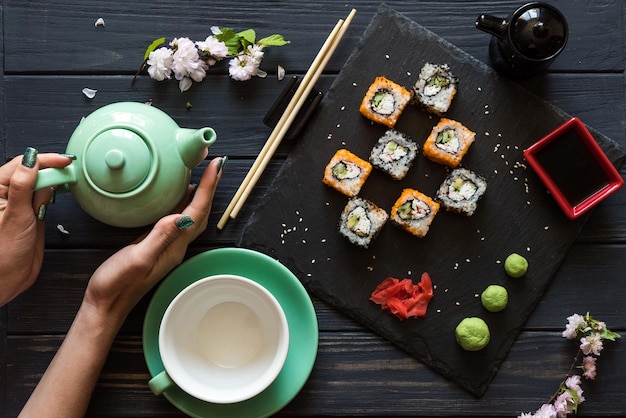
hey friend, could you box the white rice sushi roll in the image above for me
[369,129,419,180]
[339,197,388,248]
[436,168,488,216]
[412,63,458,116]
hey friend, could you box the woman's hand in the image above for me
[81,156,226,325]
[19,156,226,418]
[0,148,74,306]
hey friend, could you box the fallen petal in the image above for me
[179,77,192,92]
[256,69,267,78]
[82,88,97,98]
[56,224,70,235]
[277,65,285,81]
[95,18,105,27]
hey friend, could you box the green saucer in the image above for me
[143,247,319,418]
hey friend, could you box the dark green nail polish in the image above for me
[60,153,77,160]
[50,187,57,204]
[37,204,48,221]
[22,147,38,168]
[175,215,194,230]
[218,156,228,174]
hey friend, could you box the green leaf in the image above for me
[601,328,621,341]
[215,27,236,43]
[236,29,256,44]
[143,37,166,61]
[258,34,290,47]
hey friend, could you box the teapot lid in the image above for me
[510,4,568,60]
[85,128,152,193]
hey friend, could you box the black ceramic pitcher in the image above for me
[476,2,568,78]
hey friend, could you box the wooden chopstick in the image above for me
[217,9,356,230]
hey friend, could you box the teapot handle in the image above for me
[35,164,78,191]
[475,14,507,39]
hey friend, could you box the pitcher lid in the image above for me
[510,3,568,60]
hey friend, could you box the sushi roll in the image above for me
[339,197,388,248]
[391,189,439,238]
[359,76,411,128]
[323,149,373,197]
[436,168,488,216]
[423,118,475,168]
[412,63,458,116]
[369,129,419,180]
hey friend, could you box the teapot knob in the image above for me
[85,128,152,194]
[105,149,126,170]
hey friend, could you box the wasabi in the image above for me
[455,317,490,351]
[504,253,528,278]
[481,285,508,312]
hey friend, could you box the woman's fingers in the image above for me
[184,157,225,224]
[3,150,74,221]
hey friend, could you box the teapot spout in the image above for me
[475,14,506,38]
[177,127,217,169]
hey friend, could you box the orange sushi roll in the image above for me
[323,149,372,197]
[391,188,439,238]
[423,118,475,167]
[359,76,411,128]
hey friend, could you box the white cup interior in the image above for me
[158,274,289,404]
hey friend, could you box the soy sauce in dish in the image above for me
[534,130,611,206]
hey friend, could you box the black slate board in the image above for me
[239,5,625,396]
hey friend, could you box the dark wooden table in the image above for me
[1,1,625,417]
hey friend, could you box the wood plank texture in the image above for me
[1,0,625,416]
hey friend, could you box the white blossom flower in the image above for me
[228,54,259,81]
[146,47,174,81]
[196,36,228,65]
[247,44,265,63]
[580,332,603,356]
[562,313,585,339]
[170,37,208,85]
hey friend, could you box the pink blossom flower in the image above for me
[146,47,174,81]
[554,391,576,417]
[565,375,585,403]
[582,356,597,379]
[580,332,603,356]
[534,403,557,418]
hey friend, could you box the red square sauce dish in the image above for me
[523,117,624,220]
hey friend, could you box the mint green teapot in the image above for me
[35,102,216,228]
